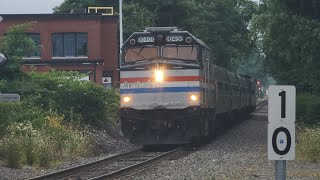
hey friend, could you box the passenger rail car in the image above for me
[119,27,257,145]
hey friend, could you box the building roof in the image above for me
[0,14,118,21]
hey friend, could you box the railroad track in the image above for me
[30,101,267,180]
[249,99,268,121]
[256,99,268,111]
[30,147,183,180]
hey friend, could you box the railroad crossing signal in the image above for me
[268,85,296,160]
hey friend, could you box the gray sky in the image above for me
[0,0,260,14]
[0,0,65,14]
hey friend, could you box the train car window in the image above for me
[124,47,158,62]
[162,46,198,61]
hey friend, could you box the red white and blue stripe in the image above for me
[120,69,201,109]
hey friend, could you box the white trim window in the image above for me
[52,33,88,58]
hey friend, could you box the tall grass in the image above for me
[0,115,92,168]
[297,126,320,162]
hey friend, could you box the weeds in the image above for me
[297,126,320,162]
[0,115,92,168]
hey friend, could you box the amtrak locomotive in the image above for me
[119,27,257,145]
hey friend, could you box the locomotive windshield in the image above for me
[162,46,198,61]
[124,46,198,63]
[124,47,157,62]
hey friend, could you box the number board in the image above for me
[268,85,296,123]
[165,36,184,42]
[137,36,155,43]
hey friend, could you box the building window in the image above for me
[52,33,88,57]
[25,33,41,57]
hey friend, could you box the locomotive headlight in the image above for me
[123,96,131,103]
[190,95,197,101]
[155,70,164,82]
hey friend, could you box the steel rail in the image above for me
[256,99,268,111]
[89,146,183,180]
[29,149,142,180]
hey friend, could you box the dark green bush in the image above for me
[1,71,119,128]
[296,94,320,125]
[0,70,119,168]
[0,102,47,136]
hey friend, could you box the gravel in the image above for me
[119,104,320,180]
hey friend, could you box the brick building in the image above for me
[0,13,119,87]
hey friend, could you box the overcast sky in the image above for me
[0,0,65,14]
[0,0,260,14]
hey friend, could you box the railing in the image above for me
[88,7,114,15]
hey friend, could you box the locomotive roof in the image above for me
[124,27,212,51]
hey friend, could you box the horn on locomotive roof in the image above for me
[144,27,180,32]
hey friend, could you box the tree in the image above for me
[122,3,155,38]
[281,0,320,20]
[179,0,257,69]
[53,0,95,13]
[54,0,257,69]
[252,0,320,92]
[53,0,155,39]
[0,23,38,80]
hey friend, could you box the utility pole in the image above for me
[119,0,123,68]
[119,0,123,53]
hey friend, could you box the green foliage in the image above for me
[297,126,320,162]
[280,0,320,20]
[179,0,257,69]
[296,94,320,125]
[54,0,257,69]
[0,22,38,80]
[1,71,119,128]
[252,0,320,93]
[0,119,92,168]
[0,102,48,136]
[123,3,155,38]
[53,0,95,13]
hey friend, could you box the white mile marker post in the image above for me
[268,85,296,180]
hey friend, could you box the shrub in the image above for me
[1,71,120,128]
[0,102,47,136]
[0,70,117,168]
[296,94,320,125]
[297,126,320,162]
[0,116,92,168]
